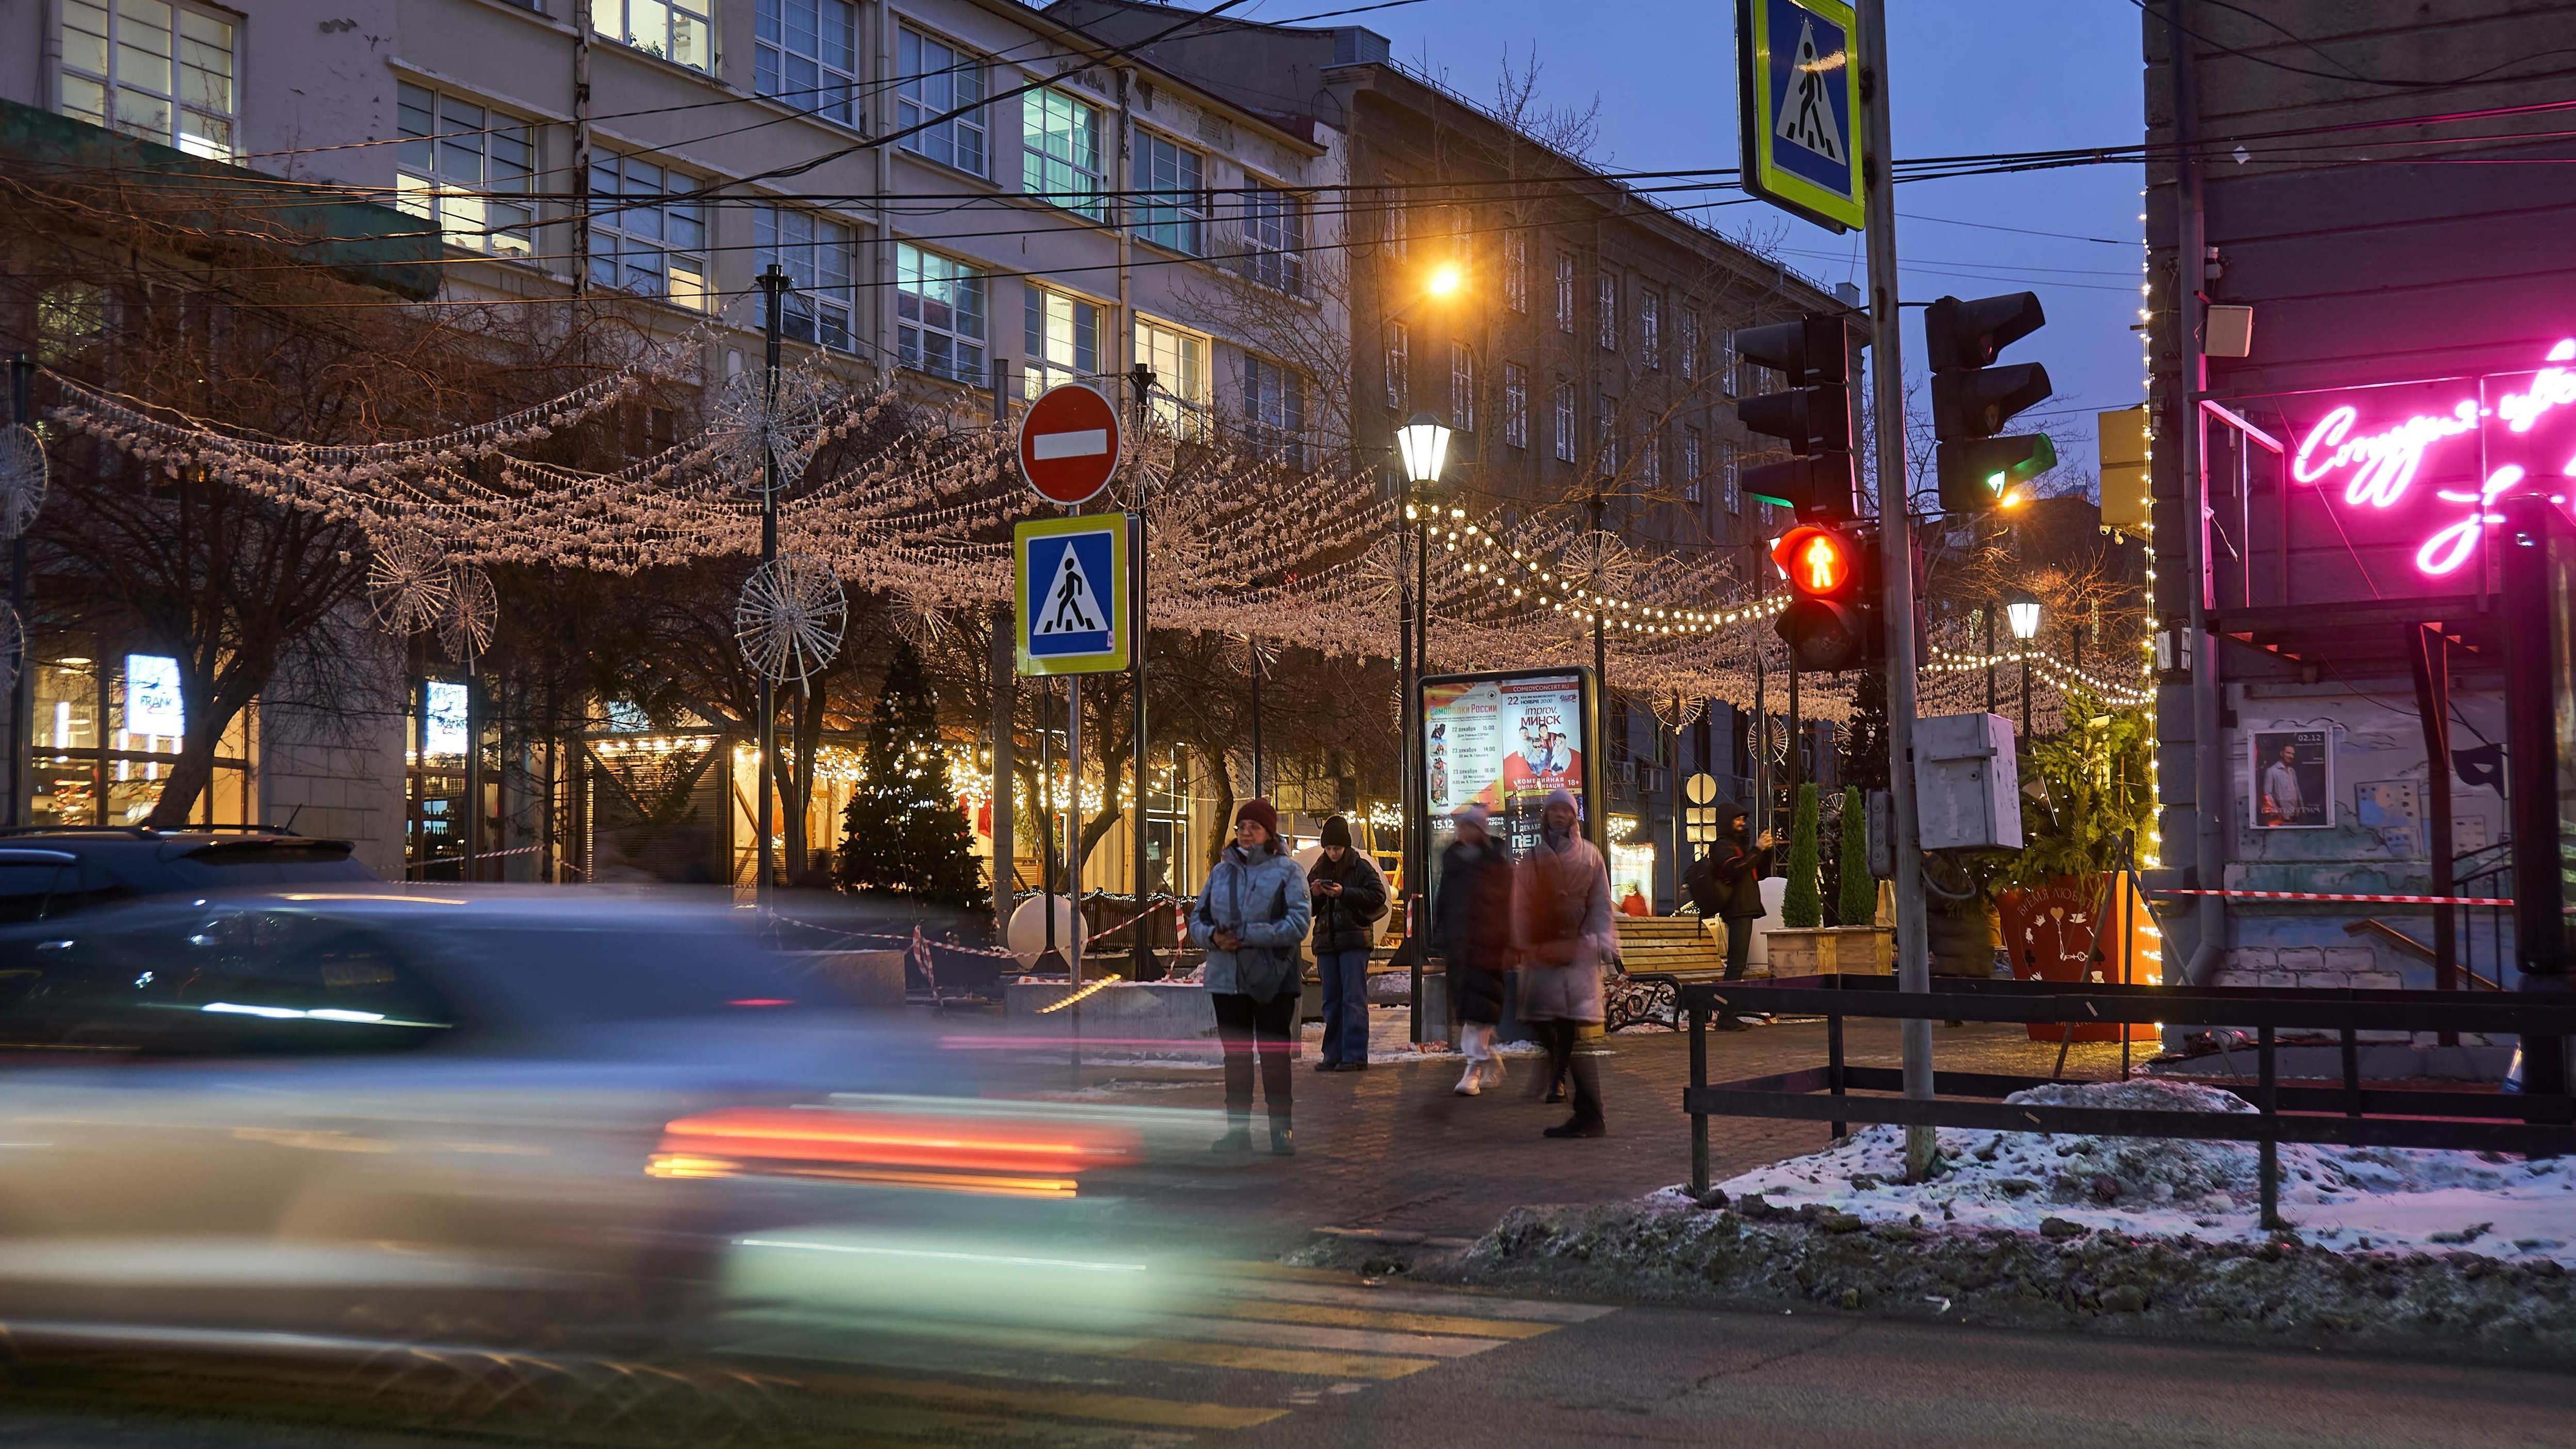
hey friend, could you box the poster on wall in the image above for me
[1419,668,1595,909]
[2250,728,2333,829]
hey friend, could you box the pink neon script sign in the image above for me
[2284,339,2576,575]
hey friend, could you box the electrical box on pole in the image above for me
[1927,292,2056,516]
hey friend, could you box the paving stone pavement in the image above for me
[987,1010,2134,1252]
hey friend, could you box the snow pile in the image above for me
[1688,1077,2576,1264]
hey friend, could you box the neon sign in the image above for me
[2285,339,2576,575]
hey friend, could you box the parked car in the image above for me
[0,826,381,924]
[0,888,1152,1356]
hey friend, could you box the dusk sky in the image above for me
[1314,0,2149,481]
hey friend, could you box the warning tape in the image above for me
[2156,888,2514,907]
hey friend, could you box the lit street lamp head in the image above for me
[2007,595,2043,641]
[1425,262,1463,298]
[1396,413,1452,486]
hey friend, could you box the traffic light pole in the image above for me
[1857,0,1937,1182]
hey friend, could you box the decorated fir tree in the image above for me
[1837,785,1876,927]
[1780,783,1823,928]
[838,641,989,911]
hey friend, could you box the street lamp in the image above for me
[2006,593,2042,735]
[1395,412,1451,1046]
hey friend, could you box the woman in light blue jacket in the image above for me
[1189,798,1312,1155]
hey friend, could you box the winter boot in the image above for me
[1211,1113,1252,1152]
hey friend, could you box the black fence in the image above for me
[1682,975,2576,1227]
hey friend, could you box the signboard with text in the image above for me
[1418,667,1598,915]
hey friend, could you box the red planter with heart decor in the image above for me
[1998,876,2161,1042]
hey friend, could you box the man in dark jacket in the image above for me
[1429,803,1514,1095]
[1696,802,1774,1031]
[1308,814,1388,1071]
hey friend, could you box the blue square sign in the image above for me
[1015,514,1130,675]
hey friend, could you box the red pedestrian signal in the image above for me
[1772,522,1879,673]
[1773,525,1857,595]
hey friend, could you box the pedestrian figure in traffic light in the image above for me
[1687,802,1775,1031]
[1189,799,1312,1155]
[1430,803,1515,1097]
[1518,787,1613,1137]
[1308,813,1389,1074]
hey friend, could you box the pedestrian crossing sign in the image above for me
[1015,513,1131,675]
[1737,0,1865,234]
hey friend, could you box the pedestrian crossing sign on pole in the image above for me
[1015,513,1130,675]
[1737,0,1864,234]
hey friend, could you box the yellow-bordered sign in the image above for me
[1737,0,1864,234]
[1015,513,1130,676]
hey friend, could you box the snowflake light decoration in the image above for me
[736,554,847,683]
[366,535,450,637]
[0,425,46,542]
[710,362,831,490]
[439,564,497,663]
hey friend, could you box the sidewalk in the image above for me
[1008,1009,2132,1252]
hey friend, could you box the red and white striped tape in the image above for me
[2156,888,2513,907]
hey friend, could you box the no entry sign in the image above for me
[1018,381,1122,506]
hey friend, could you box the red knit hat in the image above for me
[1235,798,1279,839]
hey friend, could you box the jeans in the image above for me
[1211,990,1298,1125]
[1315,948,1373,1064]
[1531,1019,1604,1127]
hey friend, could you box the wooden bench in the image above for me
[1606,914,1749,1031]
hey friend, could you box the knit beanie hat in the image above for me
[1450,802,1491,831]
[1321,814,1353,849]
[1235,798,1279,839]
[1543,786,1582,819]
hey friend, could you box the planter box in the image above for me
[2000,876,2158,1042]
[1763,925,1894,976]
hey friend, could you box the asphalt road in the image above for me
[4,1263,2570,1449]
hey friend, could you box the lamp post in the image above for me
[1394,412,1452,1048]
[2006,593,2042,736]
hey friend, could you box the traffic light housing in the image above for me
[1926,292,2055,515]
[1733,314,1860,520]
[1772,521,1879,673]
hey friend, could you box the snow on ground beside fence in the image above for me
[1664,1078,2576,1264]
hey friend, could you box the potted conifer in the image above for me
[1822,785,1894,973]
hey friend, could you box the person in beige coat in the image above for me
[1518,786,1613,1137]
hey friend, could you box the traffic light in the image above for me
[1772,520,1879,672]
[1926,292,2056,515]
[1733,313,1860,520]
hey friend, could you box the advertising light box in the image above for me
[1418,667,1597,911]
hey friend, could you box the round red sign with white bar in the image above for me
[1018,381,1122,506]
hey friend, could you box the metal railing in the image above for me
[1682,974,2576,1228]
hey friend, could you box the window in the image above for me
[897,28,986,176]
[1502,363,1529,450]
[1384,321,1409,411]
[1597,273,1619,351]
[1554,253,1576,332]
[1642,426,1662,488]
[1241,184,1305,295]
[1024,287,1098,395]
[1136,317,1211,439]
[1134,133,1207,255]
[1381,191,1407,257]
[59,0,236,160]
[1243,356,1307,466]
[1023,89,1105,220]
[395,84,534,257]
[1641,292,1663,369]
[1722,440,1742,513]
[1553,382,1577,463]
[755,207,855,350]
[1503,231,1530,314]
[1721,330,1740,396]
[29,645,255,830]
[1450,343,1477,433]
[1597,395,1619,471]
[588,155,707,310]
[591,0,710,72]
[1680,311,1701,381]
[1683,427,1704,504]
[758,0,857,127]
[896,243,987,383]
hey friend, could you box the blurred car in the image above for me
[0,888,1148,1357]
[0,827,381,924]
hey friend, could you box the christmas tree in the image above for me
[1837,785,1876,928]
[838,641,990,912]
[1780,783,1823,928]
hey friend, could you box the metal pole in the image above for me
[1857,0,1937,1181]
[6,353,31,828]
[1410,503,1428,1043]
[990,604,1015,947]
[2170,0,2229,989]
[463,656,483,882]
[1984,605,1997,715]
[1589,494,1608,858]
[1069,673,1084,982]
[1130,362,1154,981]
[754,265,789,905]
[2020,645,2033,736]
[1042,683,1056,962]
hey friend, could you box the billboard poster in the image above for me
[2250,728,2333,829]
[1420,668,1595,912]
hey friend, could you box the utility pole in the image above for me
[990,362,1015,947]
[1588,491,1608,858]
[1129,363,1154,980]
[1857,0,1937,1181]
[6,353,31,827]
[754,265,788,905]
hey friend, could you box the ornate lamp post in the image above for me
[2006,593,2043,735]
[1394,411,1451,1045]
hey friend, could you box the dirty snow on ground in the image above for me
[1299,1009,1549,1062]
[1675,1077,2576,1265]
